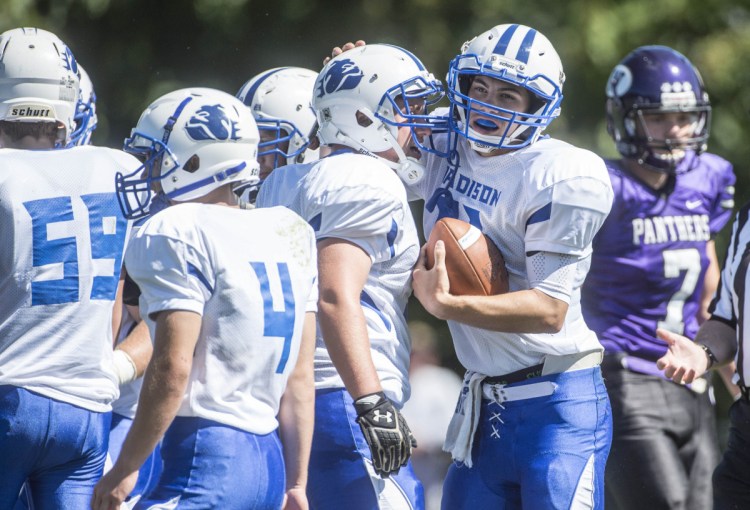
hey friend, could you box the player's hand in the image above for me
[353,391,416,478]
[91,464,139,510]
[656,328,711,384]
[323,40,366,65]
[412,241,452,319]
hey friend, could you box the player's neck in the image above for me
[622,158,669,190]
[190,184,240,208]
[0,133,56,150]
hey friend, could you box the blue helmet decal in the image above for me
[185,104,241,141]
[61,45,79,76]
[317,59,364,97]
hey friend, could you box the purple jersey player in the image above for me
[585,151,734,359]
[581,46,735,510]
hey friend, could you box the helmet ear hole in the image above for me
[356,111,373,127]
[183,154,200,173]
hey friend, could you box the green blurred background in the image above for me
[4,0,747,180]
[3,0,748,438]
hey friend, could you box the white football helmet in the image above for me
[0,27,79,146]
[313,44,447,183]
[447,24,564,152]
[68,65,98,147]
[117,87,260,219]
[236,67,319,171]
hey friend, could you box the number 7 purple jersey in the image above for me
[582,151,735,362]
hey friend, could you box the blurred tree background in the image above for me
[2,0,747,177]
[2,0,748,426]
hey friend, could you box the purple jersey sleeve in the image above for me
[581,154,734,362]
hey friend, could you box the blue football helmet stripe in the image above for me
[382,43,426,71]
[492,24,519,57]
[516,28,537,64]
[161,96,194,144]
[241,67,288,107]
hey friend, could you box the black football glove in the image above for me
[353,391,417,478]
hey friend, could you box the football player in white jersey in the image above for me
[92,88,318,510]
[405,24,615,509]
[234,66,320,204]
[237,67,319,178]
[60,57,164,506]
[0,27,138,509]
[256,44,446,509]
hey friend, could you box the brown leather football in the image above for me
[424,217,509,296]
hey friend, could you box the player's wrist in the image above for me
[353,391,388,416]
[434,292,462,321]
[698,343,718,370]
[285,482,307,493]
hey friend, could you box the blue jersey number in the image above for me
[250,261,296,374]
[23,193,127,306]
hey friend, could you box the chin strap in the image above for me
[395,157,426,185]
[329,122,427,185]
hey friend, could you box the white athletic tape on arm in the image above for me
[112,349,138,386]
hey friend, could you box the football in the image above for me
[424,218,509,296]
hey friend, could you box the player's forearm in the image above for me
[115,354,190,473]
[279,313,316,489]
[695,317,737,365]
[436,288,567,333]
[279,374,314,490]
[318,299,381,398]
[115,310,199,473]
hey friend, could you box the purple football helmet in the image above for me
[605,45,711,173]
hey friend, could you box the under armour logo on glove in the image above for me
[372,409,393,423]
[354,391,417,478]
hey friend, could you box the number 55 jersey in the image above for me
[0,146,137,412]
[582,152,735,360]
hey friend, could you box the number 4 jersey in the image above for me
[125,203,318,435]
[0,146,138,412]
[582,152,736,361]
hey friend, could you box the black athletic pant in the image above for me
[602,360,719,510]
[714,398,750,510]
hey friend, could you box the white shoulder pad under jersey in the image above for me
[260,153,412,263]
[125,203,318,434]
[258,153,420,405]
[513,139,613,256]
[0,146,138,412]
[416,138,613,375]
